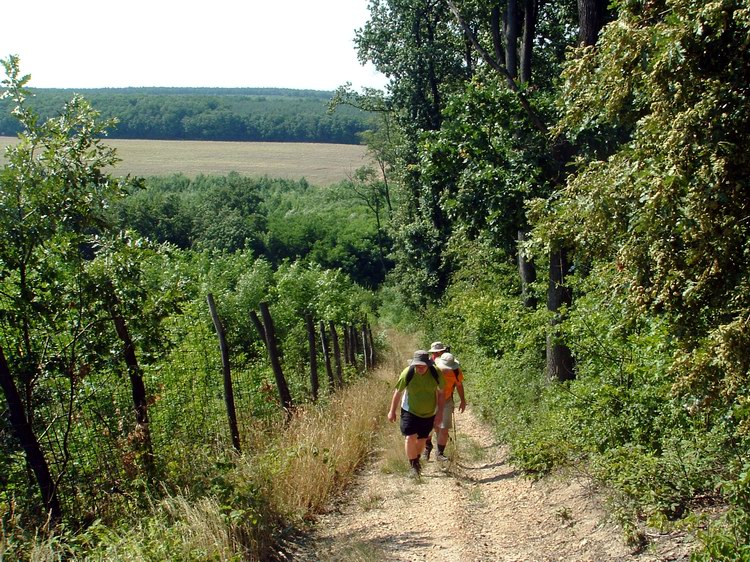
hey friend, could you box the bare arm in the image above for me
[456,381,467,413]
[434,389,446,428]
[388,389,402,422]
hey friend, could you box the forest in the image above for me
[0,86,374,144]
[2,0,750,560]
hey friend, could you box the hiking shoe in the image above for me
[421,448,431,461]
[436,453,449,462]
[409,465,421,479]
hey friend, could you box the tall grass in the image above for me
[246,372,394,521]
[3,358,400,561]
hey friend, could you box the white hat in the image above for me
[436,353,459,370]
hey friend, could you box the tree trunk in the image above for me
[546,249,575,381]
[520,0,538,83]
[0,345,62,525]
[109,301,156,471]
[578,0,608,47]
[517,230,537,308]
[207,294,242,452]
[490,6,505,66]
[505,0,519,79]
[259,302,293,416]
[305,314,319,402]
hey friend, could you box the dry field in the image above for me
[0,136,371,186]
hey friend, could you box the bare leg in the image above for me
[437,427,450,447]
[405,434,427,459]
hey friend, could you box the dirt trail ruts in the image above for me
[284,404,693,561]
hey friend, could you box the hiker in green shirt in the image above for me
[388,350,446,478]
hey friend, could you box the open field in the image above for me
[0,137,371,186]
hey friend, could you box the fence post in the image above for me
[259,302,293,417]
[319,320,335,392]
[207,293,241,453]
[328,320,344,388]
[305,314,319,402]
[361,322,369,371]
[367,323,376,367]
[0,345,62,526]
[108,296,155,475]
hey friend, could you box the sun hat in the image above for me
[429,341,447,353]
[436,352,459,370]
[410,350,430,366]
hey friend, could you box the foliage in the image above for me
[354,0,477,304]
[0,55,141,525]
[0,367,391,561]
[115,173,390,289]
[518,1,750,553]
[1,56,384,559]
[694,463,750,561]
[419,76,551,254]
[0,87,375,144]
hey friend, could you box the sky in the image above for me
[0,0,388,91]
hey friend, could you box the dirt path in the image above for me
[279,332,692,562]
[284,402,692,562]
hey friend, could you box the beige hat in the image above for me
[436,353,459,370]
[429,341,447,353]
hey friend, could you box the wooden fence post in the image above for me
[328,321,344,387]
[259,302,293,416]
[108,295,155,475]
[361,322,369,370]
[367,323,376,367]
[319,320,335,392]
[305,314,319,402]
[0,345,62,526]
[349,324,358,366]
[207,293,241,453]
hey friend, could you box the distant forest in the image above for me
[0,87,374,144]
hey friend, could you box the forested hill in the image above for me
[0,87,374,144]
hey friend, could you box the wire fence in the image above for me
[1,301,373,522]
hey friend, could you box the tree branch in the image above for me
[446,0,549,135]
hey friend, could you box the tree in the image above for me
[347,166,392,277]
[354,0,474,303]
[544,0,750,416]
[0,56,136,523]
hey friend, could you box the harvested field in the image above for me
[0,137,371,186]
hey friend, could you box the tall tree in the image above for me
[355,0,472,304]
[356,0,611,378]
[547,0,750,416]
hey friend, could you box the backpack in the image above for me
[405,362,439,387]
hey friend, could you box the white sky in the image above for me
[0,0,388,91]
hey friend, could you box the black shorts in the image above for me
[399,408,435,438]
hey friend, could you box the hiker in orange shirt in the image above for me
[433,352,466,461]
[423,342,466,461]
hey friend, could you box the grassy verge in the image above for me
[2,368,396,561]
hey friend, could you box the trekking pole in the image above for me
[450,407,458,469]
